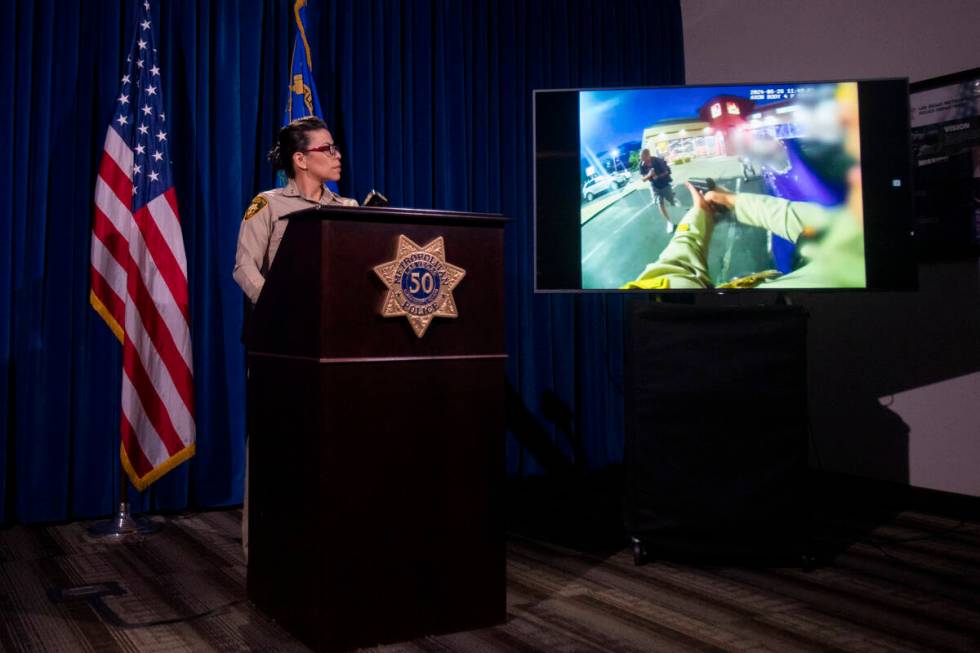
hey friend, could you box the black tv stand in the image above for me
[623,299,811,565]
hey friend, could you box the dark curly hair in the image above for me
[267,116,330,178]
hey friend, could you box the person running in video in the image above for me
[639,148,677,232]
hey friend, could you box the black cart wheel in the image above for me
[631,537,646,566]
[801,553,818,572]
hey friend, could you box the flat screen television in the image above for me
[909,67,980,260]
[534,79,917,292]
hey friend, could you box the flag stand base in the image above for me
[87,502,163,540]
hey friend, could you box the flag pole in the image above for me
[86,462,163,540]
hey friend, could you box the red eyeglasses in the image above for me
[303,143,340,157]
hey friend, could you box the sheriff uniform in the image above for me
[624,192,865,290]
[233,178,358,304]
[233,178,357,562]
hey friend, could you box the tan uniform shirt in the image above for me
[233,179,358,303]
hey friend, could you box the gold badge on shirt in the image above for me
[373,235,466,338]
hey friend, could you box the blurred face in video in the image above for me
[740,128,791,174]
[735,83,860,190]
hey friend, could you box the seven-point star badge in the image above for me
[373,235,466,338]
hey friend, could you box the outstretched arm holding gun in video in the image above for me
[689,177,816,243]
[624,179,866,290]
[622,180,720,289]
[686,177,729,214]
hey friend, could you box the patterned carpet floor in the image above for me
[1,499,979,652]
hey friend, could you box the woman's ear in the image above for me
[293,150,306,172]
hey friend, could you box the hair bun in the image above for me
[266,144,283,170]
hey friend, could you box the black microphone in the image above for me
[362,189,389,207]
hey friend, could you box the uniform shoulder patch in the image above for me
[243,195,269,221]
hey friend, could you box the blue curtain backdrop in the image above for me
[0,0,684,524]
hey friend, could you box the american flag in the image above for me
[90,0,195,491]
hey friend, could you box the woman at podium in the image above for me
[233,116,358,305]
[233,116,358,561]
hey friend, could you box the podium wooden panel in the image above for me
[245,206,506,651]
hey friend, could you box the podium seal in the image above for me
[373,235,466,338]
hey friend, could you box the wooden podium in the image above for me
[245,205,506,651]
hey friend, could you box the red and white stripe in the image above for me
[90,125,195,490]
